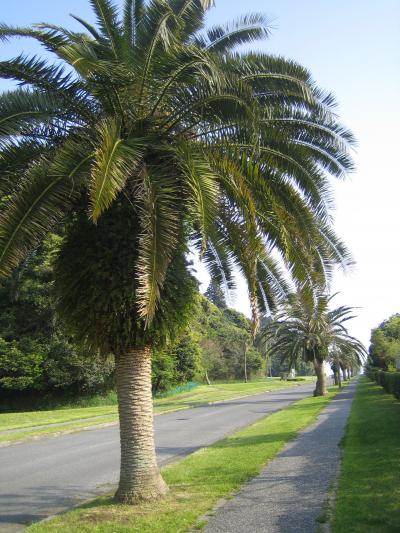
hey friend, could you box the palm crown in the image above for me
[262,287,366,394]
[0,0,354,345]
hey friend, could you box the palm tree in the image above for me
[0,0,354,502]
[262,288,366,396]
[330,341,363,386]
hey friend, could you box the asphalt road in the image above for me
[0,381,316,531]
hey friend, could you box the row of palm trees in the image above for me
[0,0,364,504]
[260,287,365,396]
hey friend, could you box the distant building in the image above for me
[395,358,400,370]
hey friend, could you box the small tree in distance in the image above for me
[205,279,227,309]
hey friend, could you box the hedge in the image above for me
[367,368,400,400]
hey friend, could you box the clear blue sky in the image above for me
[1,1,399,347]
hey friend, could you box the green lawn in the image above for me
[0,377,314,443]
[28,382,338,533]
[333,378,400,533]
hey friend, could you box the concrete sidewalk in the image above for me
[204,381,357,533]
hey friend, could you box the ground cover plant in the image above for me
[27,383,343,533]
[0,377,315,443]
[333,378,400,532]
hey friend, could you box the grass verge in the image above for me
[0,378,314,443]
[333,378,400,533]
[28,383,340,533]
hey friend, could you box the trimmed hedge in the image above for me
[367,368,400,400]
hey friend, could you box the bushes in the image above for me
[367,368,400,399]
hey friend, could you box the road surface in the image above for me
[0,381,316,531]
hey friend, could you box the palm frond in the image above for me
[0,88,68,140]
[136,163,180,324]
[175,142,219,253]
[88,0,122,58]
[123,0,145,43]
[0,141,91,277]
[203,13,272,53]
[89,119,144,221]
[69,14,104,42]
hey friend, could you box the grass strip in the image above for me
[333,378,400,533]
[0,416,118,444]
[0,378,314,443]
[28,383,341,533]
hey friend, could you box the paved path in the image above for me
[204,381,357,533]
[0,382,317,532]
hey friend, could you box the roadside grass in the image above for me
[333,378,400,533]
[28,382,339,533]
[0,378,314,443]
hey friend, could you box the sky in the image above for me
[0,0,399,348]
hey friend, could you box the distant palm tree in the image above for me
[0,0,354,502]
[330,342,363,386]
[262,288,366,395]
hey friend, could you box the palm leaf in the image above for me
[204,13,271,53]
[88,0,122,58]
[89,119,144,221]
[0,141,91,277]
[136,163,180,324]
[175,141,219,254]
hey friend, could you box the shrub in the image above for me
[367,367,400,400]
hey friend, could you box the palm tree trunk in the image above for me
[313,359,328,396]
[114,346,168,504]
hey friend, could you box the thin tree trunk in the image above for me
[313,359,328,396]
[244,342,248,383]
[205,371,211,385]
[333,371,338,386]
[114,346,168,504]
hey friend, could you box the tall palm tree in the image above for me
[0,0,354,502]
[262,288,366,396]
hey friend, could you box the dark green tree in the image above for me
[369,314,400,370]
[205,279,227,309]
[0,236,115,405]
[0,0,353,502]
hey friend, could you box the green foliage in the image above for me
[0,239,264,403]
[369,314,400,370]
[152,333,201,393]
[189,295,263,381]
[262,287,365,369]
[367,368,400,400]
[0,337,44,390]
[0,236,115,408]
[204,279,227,309]
[54,201,198,353]
[0,0,355,356]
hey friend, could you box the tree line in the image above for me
[0,241,316,410]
